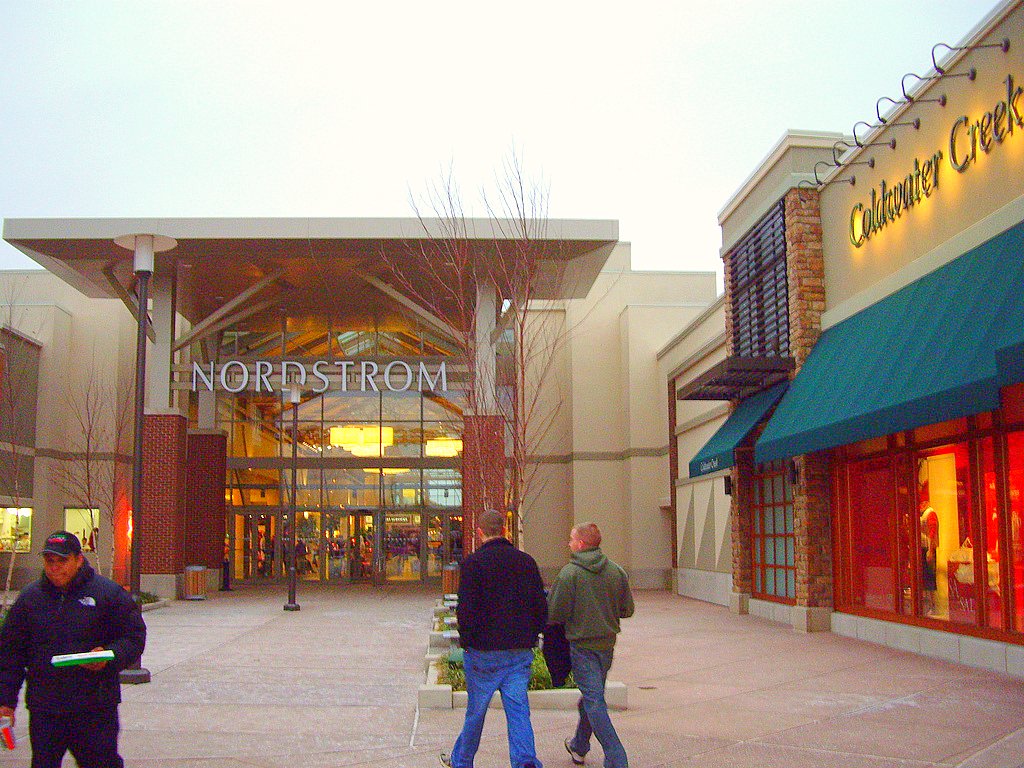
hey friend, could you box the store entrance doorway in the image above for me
[231,508,463,586]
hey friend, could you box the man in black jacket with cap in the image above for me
[441,509,547,768]
[0,530,147,768]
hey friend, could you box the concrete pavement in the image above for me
[1,584,1021,767]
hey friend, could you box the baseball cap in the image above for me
[41,531,82,558]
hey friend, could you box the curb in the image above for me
[140,599,171,613]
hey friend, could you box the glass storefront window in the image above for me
[751,461,795,603]
[227,469,280,507]
[295,511,321,581]
[382,392,422,420]
[1008,431,1024,632]
[384,423,425,458]
[322,468,380,508]
[216,314,466,583]
[980,438,1003,629]
[383,512,421,580]
[0,508,31,552]
[378,469,420,507]
[424,469,461,508]
[322,392,382,423]
[64,508,99,552]
[916,442,975,623]
[848,456,896,611]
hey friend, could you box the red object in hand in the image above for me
[0,717,14,750]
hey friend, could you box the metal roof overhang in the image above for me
[676,356,795,401]
[1,217,619,331]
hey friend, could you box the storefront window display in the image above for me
[836,394,1024,639]
[64,508,100,553]
[916,442,976,623]
[0,508,31,552]
[1008,431,1024,633]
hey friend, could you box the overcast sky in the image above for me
[0,1,1002,286]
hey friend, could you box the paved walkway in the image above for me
[0,584,1022,767]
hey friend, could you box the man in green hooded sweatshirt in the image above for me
[547,522,633,768]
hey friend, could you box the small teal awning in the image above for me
[688,382,788,477]
[755,219,1024,464]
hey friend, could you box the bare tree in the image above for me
[0,276,43,609]
[380,152,591,550]
[49,355,133,578]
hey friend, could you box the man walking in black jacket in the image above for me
[441,509,547,768]
[0,530,147,768]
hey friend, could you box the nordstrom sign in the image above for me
[191,359,449,394]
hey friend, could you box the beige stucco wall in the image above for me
[719,133,846,254]
[0,270,137,584]
[658,297,732,604]
[820,6,1024,326]
[545,243,717,587]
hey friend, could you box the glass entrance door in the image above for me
[231,507,462,584]
[383,511,421,581]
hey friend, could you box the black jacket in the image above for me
[456,538,547,651]
[0,561,147,713]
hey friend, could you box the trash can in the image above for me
[183,565,207,600]
[442,562,460,595]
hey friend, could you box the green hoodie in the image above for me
[547,547,634,651]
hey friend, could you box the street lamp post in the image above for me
[114,232,175,686]
[284,385,300,611]
[129,240,152,600]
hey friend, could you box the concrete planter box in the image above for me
[454,681,627,710]
[420,605,627,710]
[417,658,628,710]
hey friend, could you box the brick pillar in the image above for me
[140,413,187,575]
[785,187,825,367]
[185,430,227,568]
[461,414,505,555]
[784,187,832,612]
[729,448,754,613]
[794,452,832,608]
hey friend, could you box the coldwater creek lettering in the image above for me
[849,73,1023,248]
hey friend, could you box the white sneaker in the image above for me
[565,738,585,765]
[439,752,452,767]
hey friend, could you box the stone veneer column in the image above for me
[184,430,227,568]
[461,414,505,555]
[785,187,832,628]
[729,447,755,614]
[140,414,187,582]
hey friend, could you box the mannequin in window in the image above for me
[920,503,939,615]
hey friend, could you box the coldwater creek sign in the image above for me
[850,73,1023,248]
[192,359,449,394]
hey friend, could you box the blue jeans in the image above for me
[567,645,627,768]
[450,648,541,768]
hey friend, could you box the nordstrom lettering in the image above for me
[192,359,448,394]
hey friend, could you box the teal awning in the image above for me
[755,219,1024,465]
[689,383,788,477]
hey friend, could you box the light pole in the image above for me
[114,232,175,685]
[284,385,300,611]
[128,239,152,600]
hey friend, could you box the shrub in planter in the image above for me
[437,647,574,692]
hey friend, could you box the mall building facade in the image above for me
[0,217,716,596]
[670,0,1024,676]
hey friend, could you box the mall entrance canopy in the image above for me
[1,216,619,594]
